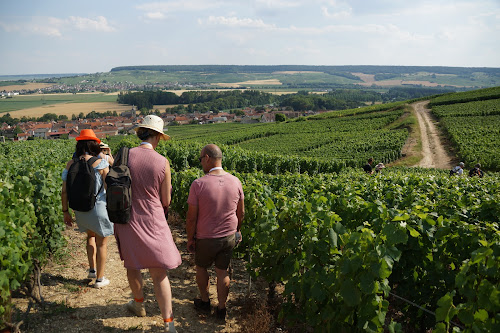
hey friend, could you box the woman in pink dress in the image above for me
[114,115,181,332]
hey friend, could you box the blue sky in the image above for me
[1,0,499,75]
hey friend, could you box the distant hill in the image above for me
[110,64,500,76]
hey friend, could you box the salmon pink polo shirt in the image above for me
[187,173,244,239]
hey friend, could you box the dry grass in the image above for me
[272,71,323,74]
[352,72,446,87]
[2,83,55,92]
[213,79,282,87]
[11,102,132,118]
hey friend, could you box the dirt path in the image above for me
[411,101,454,169]
[12,215,267,333]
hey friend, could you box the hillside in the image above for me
[2,66,500,94]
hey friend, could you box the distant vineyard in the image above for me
[166,106,409,168]
[429,86,500,106]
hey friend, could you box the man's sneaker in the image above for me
[127,300,146,317]
[87,269,97,279]
[94,277,110,288]
[216,307,226,321]
[194,298,211,313]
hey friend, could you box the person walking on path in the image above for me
[363,157,374,174]
[186,144,245,321]
[468,163,484,178]
[61,129,113,288]
[450,162,465,176]
[113,115,181,332]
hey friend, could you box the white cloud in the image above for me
[136,0,222,13]
[321,6,351,19]
[0,15,116,37]
[201,16,276,30]
[144,12,166,20]
[0,19,63,37]
[31,25,63,37]
[254,0,301,9]
[69,16,116,32]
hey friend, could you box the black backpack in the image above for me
[67,156,103,212]
[105,147,132,224]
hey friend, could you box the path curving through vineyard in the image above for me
[411,100,454,169]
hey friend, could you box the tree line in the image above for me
[117,87,457,113]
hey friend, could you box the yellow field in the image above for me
[11,102,133,118]
[1,83,54,92]
[212,79,282,87]
[272,71,323,74]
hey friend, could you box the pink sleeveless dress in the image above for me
[114,147,181,270]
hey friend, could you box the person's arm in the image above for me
[106,153,115,166]
[235,199,244,245]
[236,199,244,232]
[186,204,198,253]
[160,159,172,208]
[61,160,73,226]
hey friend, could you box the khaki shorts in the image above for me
[195,234,236,270]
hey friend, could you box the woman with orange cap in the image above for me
[61,129,113,288]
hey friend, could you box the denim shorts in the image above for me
[195,234,236,270]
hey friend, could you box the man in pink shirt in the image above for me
[186,144,244,321]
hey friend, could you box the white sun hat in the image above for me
[135,115,170,140]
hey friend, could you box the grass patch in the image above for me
[388,105,423,167]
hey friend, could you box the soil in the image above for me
[411,101,454,169]
[11,213,270,333]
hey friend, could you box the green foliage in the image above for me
[429,86,500,106]
[275,113,286,122]
[430,95,500,171]
[169,167,500,331]
[0,140,71,328]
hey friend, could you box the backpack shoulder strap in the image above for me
[113,147,129,167]
[87,156,99,166]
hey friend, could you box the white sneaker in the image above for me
[94,277,110,288]
[87,269,97,279]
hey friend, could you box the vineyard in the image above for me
[165,102,410,168]
[1,87,500,332]
[430,87,500,171]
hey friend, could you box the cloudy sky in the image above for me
[1,0,499,75]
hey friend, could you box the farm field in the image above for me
[0,93,126,115]
[0,82,54,91]
[2,87,500,332]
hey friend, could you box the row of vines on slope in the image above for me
[170,168,499,332]
[429,87,500,171]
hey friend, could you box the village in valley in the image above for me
[0,99,311,142]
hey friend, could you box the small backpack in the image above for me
[67,156,103,212]
[105,147,132,224]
